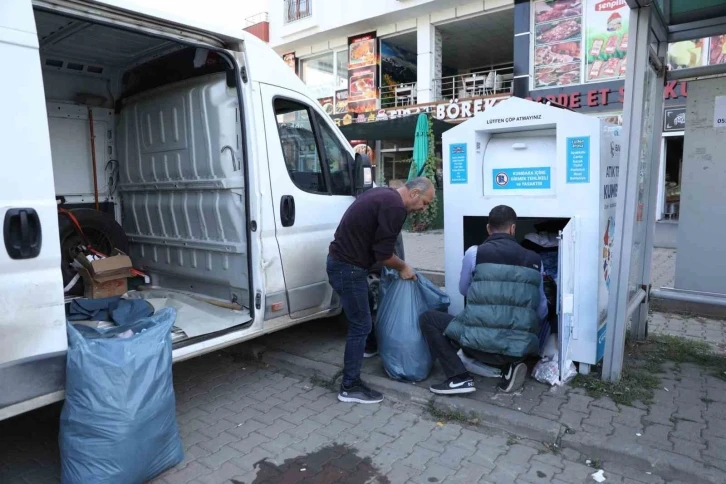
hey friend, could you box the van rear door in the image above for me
[0,0,67,420]
[260,85,356,319]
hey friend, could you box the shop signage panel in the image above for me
[566,136,591,183]
[450,144,468,184]
[492,167,551,190]
[663,107,686,132]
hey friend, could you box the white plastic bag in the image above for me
[457,349,501,378]
[532,353,577,386]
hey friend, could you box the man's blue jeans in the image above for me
[327,255,371,387]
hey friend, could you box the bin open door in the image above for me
[558,217,576,382]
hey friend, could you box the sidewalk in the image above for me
[255,313,726,484]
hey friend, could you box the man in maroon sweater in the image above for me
[328,177,435,403]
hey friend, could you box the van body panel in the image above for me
[0,0,68,414]
[1,0,359,420]
[117,72,249,304]
[260,84,355,318]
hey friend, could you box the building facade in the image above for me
[268,0,722,229]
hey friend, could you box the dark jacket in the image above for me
[444,233,543,358]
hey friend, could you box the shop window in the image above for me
[274,99,326,194]
[317,115,352,195]
[300,50,349,101]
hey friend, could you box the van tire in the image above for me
[58,209,129,296]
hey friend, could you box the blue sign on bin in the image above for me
[450,143,468,184]
[566,136,590,184]
[492,167,551,190]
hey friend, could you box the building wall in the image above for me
[270,0,513,52]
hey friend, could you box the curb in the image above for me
[415,270,445,287]
[260,349,721,484]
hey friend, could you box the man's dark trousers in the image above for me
[327,255,372,387]
[419,310,523,379]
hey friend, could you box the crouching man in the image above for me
[419,205,548,395]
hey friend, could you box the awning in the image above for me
[338,115,455,141]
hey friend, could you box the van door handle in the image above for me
[4,208,42,260]
[280,195,296,227]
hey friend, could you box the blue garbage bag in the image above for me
[376,268,450,381]
[59,308,183,484]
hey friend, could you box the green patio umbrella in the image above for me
[407,113,429,181]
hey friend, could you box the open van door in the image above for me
[260,84,356,319]
[0,0,67,419]
[558,217,576,382]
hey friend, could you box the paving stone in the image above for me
[412,462,456,484]
[445,461,492,483]
[481,464,525,483]
[371,446,409,473]
[435,443,474,470]
[582,408,618,430]
[520,462,560,483]
[669,437,706,461]
[256,419,297,439]
[225,417,266,440]
[229,431,271,455]
[197,431,239,454]
[674,403,705,423]
[198,446,243,471]
[253,406,291,425]
[531,452,565,470]
[193,461,246,484]
[557,460,596,483]
[671,419,706,443]
[163,462,212,484]
[386,463,421,482]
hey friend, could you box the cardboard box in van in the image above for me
[75,250,133,299]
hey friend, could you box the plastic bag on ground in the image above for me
[59,308,183,484]
[532,352,577,386]
[376,268,450,382]
[457,349,501,378]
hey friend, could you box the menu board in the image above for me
[709,35,726,66]
[347,32,379,114]
[533,0,583,88]
[585,0,629,82]
[667,39,706,70]
[317,96,334,116]
[282,52,297,74]
[334,89,349,114]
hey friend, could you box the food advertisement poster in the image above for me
[317,96,334,116]
[282,52,297,74]
[334,89,349,114]
[351,140,375,164]
[585,0,629,82]
[709,35,726,65]
[348,32,379,114]
[533,0,583,88]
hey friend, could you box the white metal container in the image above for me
[442,97,622,377]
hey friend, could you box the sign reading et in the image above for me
[526,81,689,109]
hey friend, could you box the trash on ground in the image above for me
[591,469,606,482]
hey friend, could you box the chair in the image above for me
[395,84,415,106]
[462,75,478,98]
[485,71,496,95]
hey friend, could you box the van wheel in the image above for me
[57,209,129,296]
[367,273,380,312]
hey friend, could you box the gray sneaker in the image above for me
[498,362,527,393]
[338,380,384,404]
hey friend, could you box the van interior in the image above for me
[34,7,252,346]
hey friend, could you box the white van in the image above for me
[0,0,373,421]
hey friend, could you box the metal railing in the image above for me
[380,83,418,109]
[284,0,312,23]
[244,12,269,27]
[432,65,514,102]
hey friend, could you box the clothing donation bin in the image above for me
[442,97,622,379]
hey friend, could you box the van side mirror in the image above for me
[353,152,373,197]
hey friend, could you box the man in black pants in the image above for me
[419,205,548,395]
[328,177,435,404]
